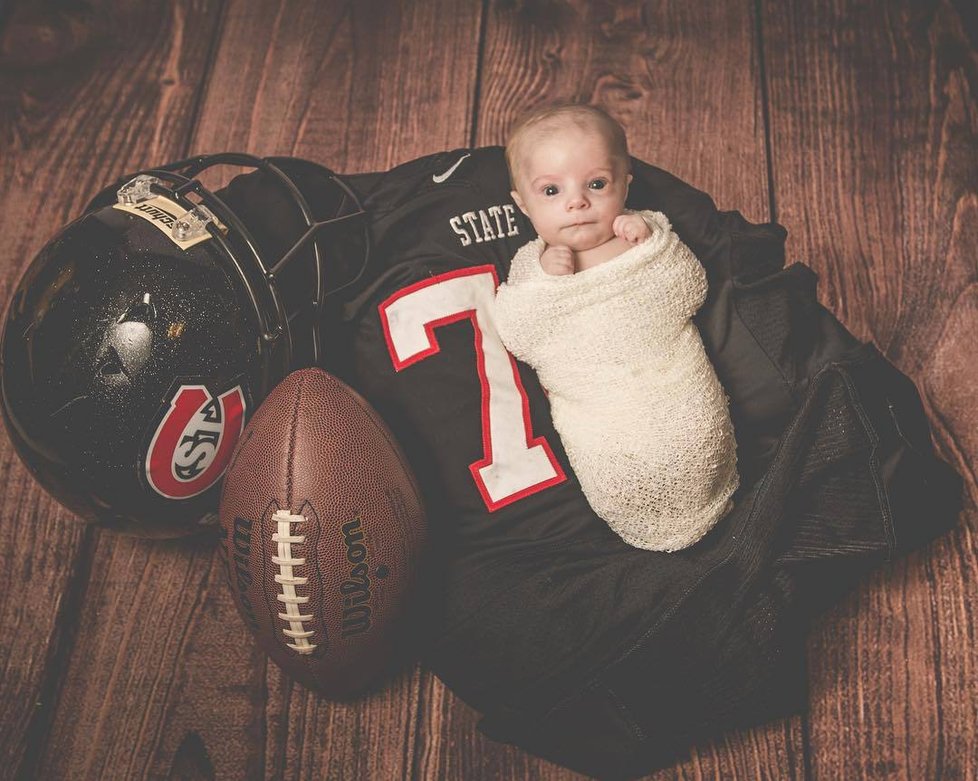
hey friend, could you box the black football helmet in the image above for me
[0,153,369,538]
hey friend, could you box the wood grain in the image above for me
[35,537,267,780]
[0,2,223,778]
[475,0,771,217]
[191,0,483,172]
[762,1,977,779]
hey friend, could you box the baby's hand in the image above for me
[540,245,574,276]
[613,214,652,245]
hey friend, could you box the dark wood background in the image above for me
[1,1,975,779]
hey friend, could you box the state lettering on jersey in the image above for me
[449,204,520,247]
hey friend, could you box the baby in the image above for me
[493,103,739,552]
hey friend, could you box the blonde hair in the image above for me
[505,102,630,188]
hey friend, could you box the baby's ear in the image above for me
[510,190,528,215]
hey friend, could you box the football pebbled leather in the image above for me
[218,367,426,696]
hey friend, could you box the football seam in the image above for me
[339,378,426,517]
[270,372,316,655]
[286,372,304,506]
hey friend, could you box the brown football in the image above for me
[218,367,426,697]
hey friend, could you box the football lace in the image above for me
[271,509,317,654]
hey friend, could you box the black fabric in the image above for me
[242,148,962,779]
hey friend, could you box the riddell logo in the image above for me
[145,384,246,499]
[133,202,178,228]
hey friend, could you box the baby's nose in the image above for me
[566,191,589,209]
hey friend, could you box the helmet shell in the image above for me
[1,201,282,537]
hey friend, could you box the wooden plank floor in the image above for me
[0,1,974,779]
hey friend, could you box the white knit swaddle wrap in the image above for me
[492,210,739,551]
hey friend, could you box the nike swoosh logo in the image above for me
[432,153,471,183]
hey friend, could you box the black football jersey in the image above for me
[233,149,963,779]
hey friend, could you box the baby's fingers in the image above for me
[541,245,574,275]
[614,215,643,243]
[612,214,631,239]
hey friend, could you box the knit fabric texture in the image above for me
[492,210,740,551]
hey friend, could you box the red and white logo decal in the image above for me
[145,385,246,499]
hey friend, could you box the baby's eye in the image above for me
[543,185,559,196]
[588,179,607,190]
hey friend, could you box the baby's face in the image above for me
[511,126,631,252]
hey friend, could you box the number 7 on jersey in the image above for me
[379,266,566,511]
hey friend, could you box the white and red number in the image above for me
[379,266,565,511]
